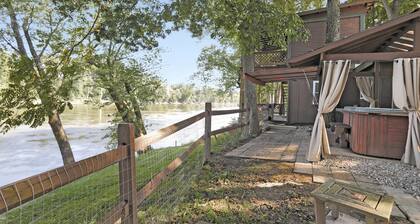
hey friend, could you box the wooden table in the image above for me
[311,180,394,224]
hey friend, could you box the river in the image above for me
[0,104,239,186]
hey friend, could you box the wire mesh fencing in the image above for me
[0,103,247,224]
[0,158,122,224]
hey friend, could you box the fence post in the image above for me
[118,123,138,224]
[204,102,212,163]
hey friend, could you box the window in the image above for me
[312,80,320,105]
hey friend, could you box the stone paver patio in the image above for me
[225,123,420,223]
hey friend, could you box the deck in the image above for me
[225,125,309,162]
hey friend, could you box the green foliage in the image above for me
[169,0,308,54]
[157,84,239,104]
[347,0,420,26]
[193,45,240,93]
[291,0,325,12]
[0,0,100,132]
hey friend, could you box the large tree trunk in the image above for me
[49,112,75,165]
[242,55,259,137]
[124,82,147,136]
[325,0,341,126]
[7,2,75,165]
[326,0,340,43]
[107,85,146,138]
[381,0,400,20]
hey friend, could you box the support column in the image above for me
[242,55,259,137]
[414,19,420,52]
[204,102,212,163]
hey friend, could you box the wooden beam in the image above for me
[244,73,265,85]
[324,51,420,62]
[414,19,420,51]
[394,38,414,45]
[253,66,319,76]
[389,42,413,51]
[257,72,319,80]
[349,71,374,77]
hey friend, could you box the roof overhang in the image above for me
[288,9,420,67]
[246,66,320,84]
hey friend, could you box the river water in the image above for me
[0,104,239,186]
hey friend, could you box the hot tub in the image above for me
[337,107,408,159]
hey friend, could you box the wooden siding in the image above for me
[289,16,362,58]
[287,79,318,124]
[374,62,393,108]
[343,111,408,159]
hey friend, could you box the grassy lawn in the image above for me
[0,130,242,224]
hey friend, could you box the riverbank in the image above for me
[0,104,239,186]
[0,131,242,224]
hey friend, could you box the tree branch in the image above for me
[59,6,102,66]
[22,14,43,75]
[381,0,394,20]
[40,17,66,58]
[6,1,27,56]
[0,34,20,53]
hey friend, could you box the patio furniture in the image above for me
[311,180,394,224]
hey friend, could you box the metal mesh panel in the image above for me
[0,164,121,224]
[255,50,287,67]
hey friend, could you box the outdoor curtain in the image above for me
[393,58,420,168]
[307,60,351,162]
[356,76,375,107]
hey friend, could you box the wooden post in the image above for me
[204,102,212,163]
[314,198,326,224]
[414,19,420,52]
[117,123,138,224]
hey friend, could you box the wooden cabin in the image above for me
[248,2,420,161]
[252,0,374,124]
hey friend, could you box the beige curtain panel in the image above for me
[393,58,420,168]
[356,76,375,107]
[307,60,351,162]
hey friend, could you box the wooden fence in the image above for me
[0,103,247,224]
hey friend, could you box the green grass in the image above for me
[0,130,242,224]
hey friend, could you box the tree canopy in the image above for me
[169,0,308,54]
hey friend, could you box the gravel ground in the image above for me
[319,156,420,200]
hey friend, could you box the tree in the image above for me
[193,45,240,93]
[0,0,101,165]
[170,0,307,136]
[381,0,400,20]
[326,0,340,43]
[371,0,420,23]
[86,0,169,139]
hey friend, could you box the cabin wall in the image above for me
[287,78,318,124]
[374,62,393,108]
[289,16,363,58]
[335,76,361,122]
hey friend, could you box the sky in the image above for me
[157,30,219,85]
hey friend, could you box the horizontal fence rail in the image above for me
[0,145,128,214]
[0,103,249,224]
[134,112,205,152]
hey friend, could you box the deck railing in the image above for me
[0,103,248,224]
[254,49,287,67]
